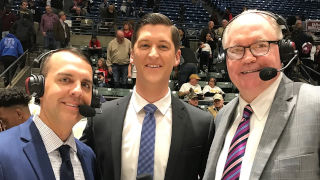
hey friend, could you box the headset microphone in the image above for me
[259,52,298,81]
[79,105,96,117]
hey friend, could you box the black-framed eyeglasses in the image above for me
[224,40,279,60]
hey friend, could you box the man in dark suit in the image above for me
[0,48,95,180]
[54,11,70,48]
[81,13,215,180]
[203,10,320,180]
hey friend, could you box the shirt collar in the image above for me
[239,73,283,121]
[33,115,77,153]
[132,86,171,115]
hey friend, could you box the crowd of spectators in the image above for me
[0,0,319,89]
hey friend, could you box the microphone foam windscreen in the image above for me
[79,105,96,117]
[259,67,278,81]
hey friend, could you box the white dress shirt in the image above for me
[215,73,283,180]
[33,115,85,180]
[121,87,172,180]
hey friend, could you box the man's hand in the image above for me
[108,67,113,74]
[42,32,46,36]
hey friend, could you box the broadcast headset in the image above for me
[217,10,296,65]
[25,49,100,116]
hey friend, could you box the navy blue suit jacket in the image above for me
[0,116,96,180]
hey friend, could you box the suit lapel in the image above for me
[204,98,238,178]
[111,94,132,180]
[21,117,55,180]
[164,97,188,180]
[250,76,296,179]
[76,141,93,180]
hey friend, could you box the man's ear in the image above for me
[15,108,23,120]
[174,49,181,67]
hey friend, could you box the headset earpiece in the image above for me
[25,74,45,98]
[278,39,295,63]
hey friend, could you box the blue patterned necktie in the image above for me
[59,145,75,180]
[137,104,157,177]
[222,104,253,180]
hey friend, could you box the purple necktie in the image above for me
[222,104,253,180]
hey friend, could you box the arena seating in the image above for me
[211,0,320,20]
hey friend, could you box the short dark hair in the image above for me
[0,88,31,107]
[131,13,180,52]
[40,48,91,77]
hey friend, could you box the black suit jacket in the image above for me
[81,94,215,180]
[53,20,70,46]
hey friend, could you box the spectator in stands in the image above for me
[127,56,136,87]
[0,32,24,86]
[101,4,117,23]
[215,19,228,39]
[19,0,33,21]
[106,30,131,88]
[137,7,145,18]
[28,0,41,22]
[179,74,203,98]
[222,7,233,21]
[1,6,16,38]
[187,89,200,108]
[126,0,135,17]
[12,13,35,52]
[120,0,128,16]
[99,0,109,17]
[96,57,109,87]
[123,21,133,40]
[209,11,219,26]
[197,34,213,72]
[0,87,31,132]
[207,93,224,119]
[73,6,86,16]
[291,19,314,60]
[88,35,102,58]
[0,48,95,180]
[178,28,190,48]
[178,47,198,88]
[40,5,59,50]
[203,77,224,97]
[53,11,70,48]
[200,21,215,43]
[70,0,84,14]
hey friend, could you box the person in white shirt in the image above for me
[203,77,224,97]
[81,13,215,180]
[178,73,203,98]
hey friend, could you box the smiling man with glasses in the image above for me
[203,10,320,180]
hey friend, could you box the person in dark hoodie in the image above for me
[0,32,24,86]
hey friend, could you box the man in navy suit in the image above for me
[0,48,95,180]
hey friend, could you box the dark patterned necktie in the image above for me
[137,104,157,177]
[59,145,75,180]
[222,104,253,180]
